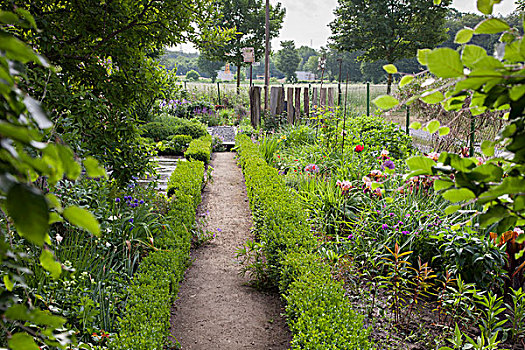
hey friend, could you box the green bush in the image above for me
[235,134,371,349]
[111,160,204,350]
[141,114,208,141]
[158,135,193,155]
[185,70,200,81]
[184,135,212,164]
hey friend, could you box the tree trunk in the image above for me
[387,73,392,95]
[236,64,241,95]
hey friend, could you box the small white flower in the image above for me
[55,234,63,244]
[105,242,111,248]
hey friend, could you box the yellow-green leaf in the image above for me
[63,206,101,236]
[455,28,474,44]
[474,18,510,35]
[417,49,432,66]
[40,250,62,280]
[427,48,464,78]
[3,275,14,291]
[383,64,397,74]
[438,127,450,136]
[399,75,414,88]
[410,122,422,130]
[373,95,399,110]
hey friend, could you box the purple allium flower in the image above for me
[382,160,395,170]
[381,224,389,230]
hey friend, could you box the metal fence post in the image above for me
[469,114,475,157]
[406,106,410,134]
[217,82,221,105]
[366,82,370,117]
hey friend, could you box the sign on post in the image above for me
[242,47,255,63]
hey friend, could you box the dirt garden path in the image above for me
[170,152,291,349]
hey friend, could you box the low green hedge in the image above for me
[236,134,371,349]
[111,160,204,350]
[184,134,212,164]
[141,114,208,141]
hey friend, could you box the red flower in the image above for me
[355,145,364,152]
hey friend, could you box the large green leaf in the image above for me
[383,64,397,74]
[6,184,49,246]
[481,140,496,156]
[406,156,435,173]
[372,95,399,110]
[63,206,100,236]
[455,28,474,44]
[399,75,414,87]
[421,91,444,104]
[462,45,487,68]
[8,333,39,350]
[427,48,464,78]
[474,18,510,34]
[442,188,476,203]
[477,0,502,15]
[417,49,432,66]
[426,120,441,134]
[40,249,62,279]
[84,156,107,178]
[434,179,453,191]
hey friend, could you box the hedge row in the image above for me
[235,134,371,349]
[184,134,212,164]
[111,160,205,350]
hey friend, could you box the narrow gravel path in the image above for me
[170,152,291,350]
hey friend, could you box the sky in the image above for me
[173,0,518,53]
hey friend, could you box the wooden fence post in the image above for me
[270,86,283,117]
[327,87,335,108]
[249,86,261,128]
[304,87,310,119]
[312,87,318,107]
[294,87,301,124]
[320,88,327,107]
[287,87,294,124]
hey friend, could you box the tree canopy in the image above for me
[2,0,232,184]
[202,0,285,90]
[330,0,451,93]
[275,40,301,82]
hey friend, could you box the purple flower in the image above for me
[139,200,145,204]
[129,227,133,231]
[115,198,121,203]
[389,213,395,217]
[347,234,354,239]
[382,160,395,170]
[402,231,410,235]
[398,221,404,225]
[217,228,222,232]
[129,218,134,223]
[381,224,389,230]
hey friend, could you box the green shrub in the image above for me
[141,114,208,141]
[158,135,193,155]
[185,70,200,81]
[111,159,204,350]
[184,135,212,164]
[235,134,371,349]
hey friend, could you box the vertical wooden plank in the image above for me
[303,87,310,119]
[277,87,284,115]
[327,87,335,108]
[319,88,327,107]
[279,87,285,115]
[270,86,279,116]
[294,87,301,124]
[250,86,261,128]
[287,87,294,124]
[312,87,318,107]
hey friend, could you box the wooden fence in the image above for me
[249,86,335,128]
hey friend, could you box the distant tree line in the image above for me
[161,9,523,84]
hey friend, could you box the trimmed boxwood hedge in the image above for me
[111,160,204,350]
[184,134,212,165]
[235,134,371,349]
